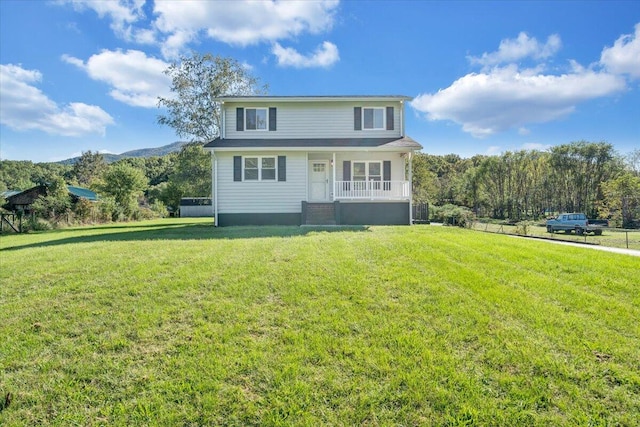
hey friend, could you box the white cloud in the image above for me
[58,0,340,59]
[411,65,625,137]
[63,50,171,108]
[469,32,561,68]
[154,1,338,47]
[59,0,146,40]
[600,23,640,79]
[272,41,339,68]
[412,28,632,138]
[0,64,113,136]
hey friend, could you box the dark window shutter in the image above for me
[383,160,391,190]
[343,161,351,191]
[354,107,361,131]
[386,107,394,130]
[278,156,286,181]
[233,156,242,181]
[236,108,244,131]
[269,107,277,131]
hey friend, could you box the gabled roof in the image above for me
[214,95,413,103]
[204,136,422,151]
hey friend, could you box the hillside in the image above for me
[58,140,191,165]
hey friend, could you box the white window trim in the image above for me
[245,107,268,131]
[362,107,385,130]
[351,160,383,181]
[243,156,277,181]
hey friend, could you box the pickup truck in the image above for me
[546,213,606,235]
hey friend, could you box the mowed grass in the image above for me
[1,219,639,426]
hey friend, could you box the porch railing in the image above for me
[334,181,410,200]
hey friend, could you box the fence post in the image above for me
[626,231,629,249]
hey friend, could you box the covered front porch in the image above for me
[307,151,413,202]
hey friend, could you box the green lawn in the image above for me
[1,219,639,426]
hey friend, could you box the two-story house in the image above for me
[203,95,422,226]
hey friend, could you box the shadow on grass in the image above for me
[1,222,371,251]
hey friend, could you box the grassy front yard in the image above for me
[1,219,639,425]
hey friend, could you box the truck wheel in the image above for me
[546,226,553,233]
[594,230,602,236]
[576,228,584,235]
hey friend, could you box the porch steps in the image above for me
[305,203,336,225]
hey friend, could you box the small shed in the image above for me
[180,198,213,217]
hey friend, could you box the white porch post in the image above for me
[332,152,336,201]
[212,150,218,226]
[408,151,413,225]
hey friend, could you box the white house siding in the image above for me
[216,151,307,214]
[224,101,403,140]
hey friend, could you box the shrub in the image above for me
[515,220,535,236]
[432,204,474,228]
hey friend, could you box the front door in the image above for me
[309,161,329,201]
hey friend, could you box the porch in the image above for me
[334,180,410,200]
[307,152,413,203]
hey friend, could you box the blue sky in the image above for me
[1,0,638,163]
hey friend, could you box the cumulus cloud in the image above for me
[412,28,635,138]
[0,63,113,136]
[600,23,640,79]
[62,50,171,107]
[468,32,561,68]
[58,0,340,59]
[59,0,147,41]
[155,1,337,46]
[272,41,339,68]
[411,65,625,137]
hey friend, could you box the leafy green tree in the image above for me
[598,173,640,227]
[71,151,107,188]
[158,53,267,142]
[160,143,211,211]
[31,177,71,221]
[626,149,640,176]
[100,164,148,218]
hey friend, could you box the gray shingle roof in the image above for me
[204,136,422,150]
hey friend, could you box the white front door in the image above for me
[309,161,329,201]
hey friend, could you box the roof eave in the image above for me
[214,95,413,103]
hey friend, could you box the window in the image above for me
[261,157,276,180]
[244,157,259,180]
[352,161,382,181]
[363,108,384,130]
[244,156,276,181]
[246,108,267,130]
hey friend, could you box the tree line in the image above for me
[2,140,638,229]
[0,144,210,228]
[412,142,640,227]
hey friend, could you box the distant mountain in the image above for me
[58,141,192,165]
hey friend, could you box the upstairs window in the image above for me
[246,108,267,130]
[363,108,385,130]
